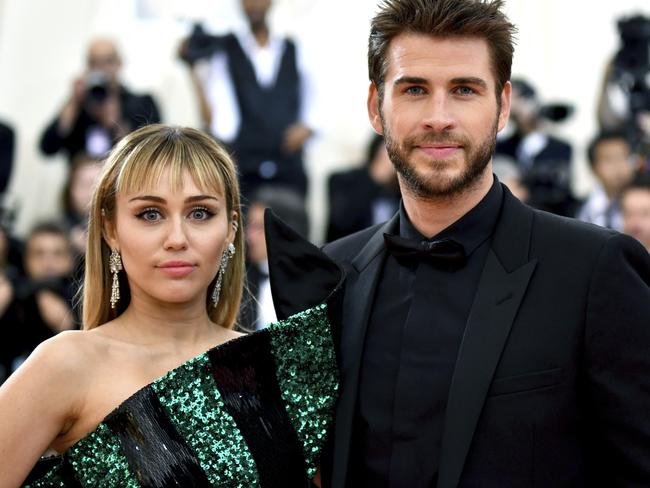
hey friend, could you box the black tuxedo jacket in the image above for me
[321,185,650,487]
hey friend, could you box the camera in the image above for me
[613,14,650,144]
[84,70,110,104]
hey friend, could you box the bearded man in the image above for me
[321,1,650,487]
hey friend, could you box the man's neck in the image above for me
[401,170,494,238]
[250,23,269,47]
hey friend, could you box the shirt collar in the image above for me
[399,176,504,257]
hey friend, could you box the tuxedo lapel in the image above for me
[438,190,537,488]
[329,214,398,487]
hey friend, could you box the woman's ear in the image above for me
[102,211,119,250]
[228,211,239,244]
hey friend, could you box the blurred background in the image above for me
[1,0,650,379]
[0,0,647,238]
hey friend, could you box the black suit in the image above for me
[321,184,650,487]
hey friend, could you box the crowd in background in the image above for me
[0,0,649,383]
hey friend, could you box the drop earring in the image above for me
[109,249,122,309]
[212,243,236,308]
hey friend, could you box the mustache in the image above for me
[404,133,468,147]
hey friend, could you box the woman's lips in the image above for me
[158,261,196,278]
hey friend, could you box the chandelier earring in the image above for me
[109,249,122,309]
[212,243,236,308]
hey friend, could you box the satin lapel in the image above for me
[437,189,538,488]
[330,214,398,487]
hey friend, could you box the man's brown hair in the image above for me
[368,0,517,100]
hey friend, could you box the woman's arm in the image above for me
[0,332,85,486]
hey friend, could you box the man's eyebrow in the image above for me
[450,77,488,89]
[393,76,429,86]
[127,195,220,203]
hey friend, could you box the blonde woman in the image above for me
[0,124,341,487]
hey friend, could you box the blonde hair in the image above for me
[82,124,244,330]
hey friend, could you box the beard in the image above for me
[382,112,498,199]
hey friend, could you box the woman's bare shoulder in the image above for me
[26,329,100,375]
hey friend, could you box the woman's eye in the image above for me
[189,208,213,220]
[138,209,161,222]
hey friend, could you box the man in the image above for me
[321,1,650,487]
[621,172,650,251]
[577,130,637,230]
[180,0,316,199]
[40,38,161,163]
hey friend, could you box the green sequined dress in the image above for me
[23,211,343,488]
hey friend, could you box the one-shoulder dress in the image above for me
[24,210,343,488]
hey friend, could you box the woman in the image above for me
[0,125,341,487]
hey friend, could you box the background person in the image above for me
[577,130,637,230]
[39,38,161,163]
[179,0,317,199]
[239,185,309,331]
[621,171,650,251]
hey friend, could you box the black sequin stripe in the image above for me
[208,330,310,488]
[22,455,83,488]
[105,387,212,488]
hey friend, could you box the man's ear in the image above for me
[368,82,384,136]
[497,81,512,133]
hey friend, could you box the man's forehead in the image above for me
[87,41,119,62]
[385,34,493,80]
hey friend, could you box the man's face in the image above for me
[25,232,73,280]
[622,188,650,251]
[87,40,121,83]
[368,34,510,199]
[241,0,271,26]
[592,138,634,197]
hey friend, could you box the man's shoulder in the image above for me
[525,202,640,261]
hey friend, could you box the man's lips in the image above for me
[157,261,196,278]
[416,144,462,158]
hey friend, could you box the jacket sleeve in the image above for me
[584,232,650,484]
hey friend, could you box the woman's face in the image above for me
[105,168,236,309]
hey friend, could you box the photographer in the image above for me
[495,78,577,216]
[597,15,650,153]
[39,38,161,163]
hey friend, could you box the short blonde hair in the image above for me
[82,124,244,330]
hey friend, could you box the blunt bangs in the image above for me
[114,130,227,206]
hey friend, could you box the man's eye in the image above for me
[455,86,475,96]
[405,86,425,96]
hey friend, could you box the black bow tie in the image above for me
[383,233,467,270]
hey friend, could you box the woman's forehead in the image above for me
[117,166,225,199]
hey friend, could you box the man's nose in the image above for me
[421,92,456,132]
